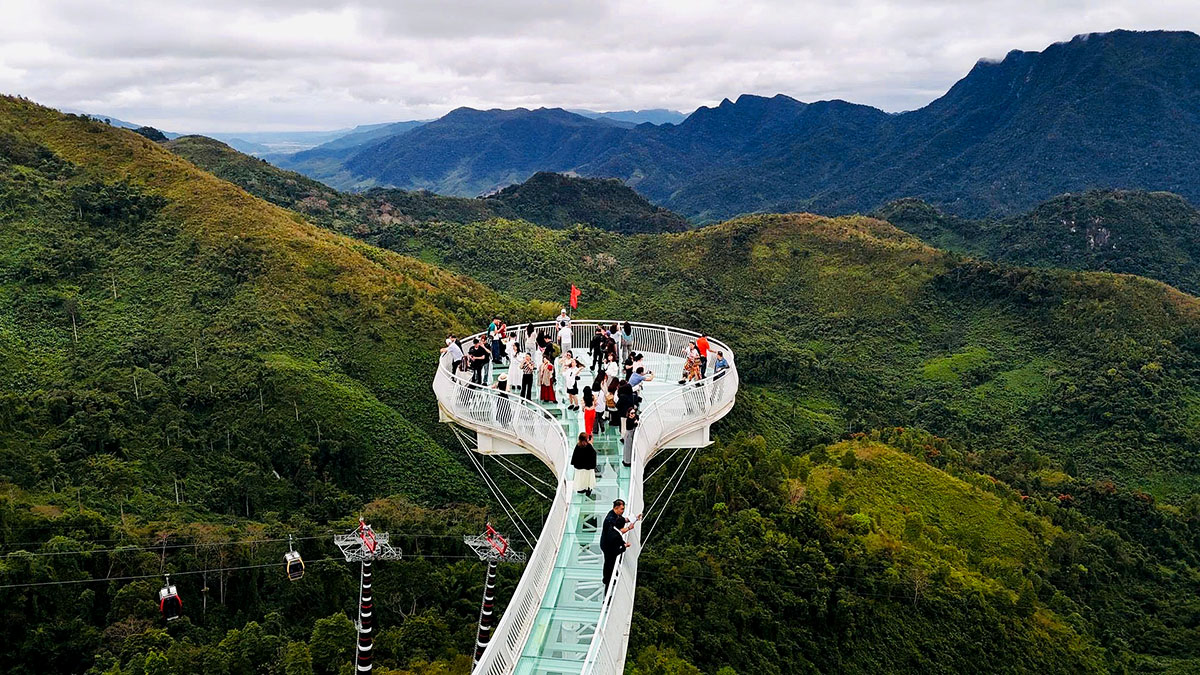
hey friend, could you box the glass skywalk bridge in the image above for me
[433,321,738,675]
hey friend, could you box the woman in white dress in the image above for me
[525,325,542,371]
[563,355,581,410]
[506,338,522,395]
[570,432,597,497]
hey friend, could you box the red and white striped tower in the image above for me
[464,524,526,667]
[335,519,401,673]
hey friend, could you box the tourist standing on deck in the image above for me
[442,337,464,372]
[564,355,581,410]
[520,352,536,399]
[539,357,557,403]
[493,374,512,427]
[629,366,653,394]
[620,322,633,362]
[593,382,607,435]
[557,309,572,331]
[604,353,620,380]
[468,337,489,385]
[605,380,621,430]
[605,334,619,366]
[601,499,642,589]
[571,432,597,497]
[506,340,523,392]
[524,324,538,365]
[696,333,710,378]
[492,317,507,365]
[616,379,635,443]
[582,386,597,435]
[622,407,638,466]
[714,351,730,377]
[679,341,701,384]
[589,327,605,373]
[558,321,572,357]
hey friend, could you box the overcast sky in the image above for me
[2,0,1197,132]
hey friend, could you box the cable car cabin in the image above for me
[158,584,182,621]
[284,550,305,581]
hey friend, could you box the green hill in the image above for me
[0,100,518,508]
[360,212,1200,500]
[295,207,1200,668]
[0,97,553,671]
[483,171,690,234]
[635,428,1199,673]
[878,190,1200,294]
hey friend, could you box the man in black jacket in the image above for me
[600,499,642,590]
[588,327,606,373]
[468,338,490,385]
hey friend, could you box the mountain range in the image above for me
[273,30,1200,222]
[166,135,690,234]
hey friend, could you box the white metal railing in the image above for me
[434,320,737,675]
[578,333,738,674]
[434,350,571,675]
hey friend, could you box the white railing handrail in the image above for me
[435,319,737,675]
[434,349,572,675]
[579,335,739,674]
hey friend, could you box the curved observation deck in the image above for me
[433,321,738,675]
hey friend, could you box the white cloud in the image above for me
[1,0,1197,131]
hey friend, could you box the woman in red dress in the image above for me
[539,359,557,403]
[582,386,596,434]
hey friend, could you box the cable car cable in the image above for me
[0,552,485,590]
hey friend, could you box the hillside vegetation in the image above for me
[878,190,1200,295]
[483,171,690,233]
[302,201,1200,669]
[0,97,552,673]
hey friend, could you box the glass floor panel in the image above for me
[479,344,687,673]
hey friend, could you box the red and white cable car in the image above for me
[158,575,182,621]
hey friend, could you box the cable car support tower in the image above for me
[335,519,402,673]
[465,525,527,667]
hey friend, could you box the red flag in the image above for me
[569,284,581,309]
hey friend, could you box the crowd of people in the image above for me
[440,311,732,468]
[441,312,733,590]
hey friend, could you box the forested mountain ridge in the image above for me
[168,135,691,234]
[482,171,690,233]
[0,97,532,507]
[3,98,1200,674]
[327,106,627,195]
[171,133,1200,500]
[287,30,1200,222]
[877,189,1200,294]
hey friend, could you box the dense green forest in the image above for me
[877,190,1200,295]
[1,98,1199,674]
